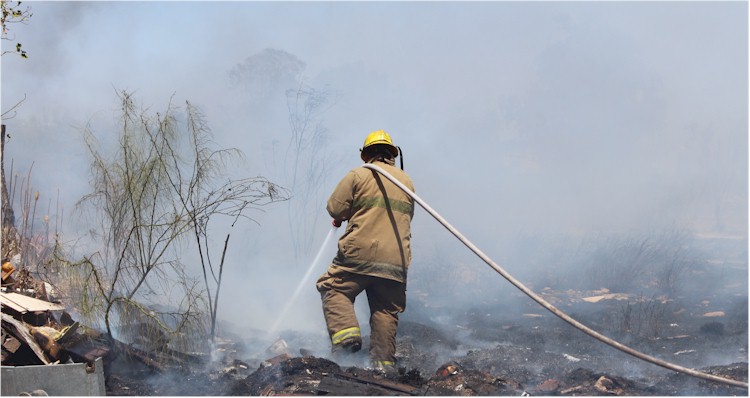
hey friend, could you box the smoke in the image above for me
[1,1,746,357]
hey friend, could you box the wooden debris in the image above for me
[2,334,21,354]
[115,340,167,372]
[563,353,581,362]
[30,326,67,362]
[560,385,585,394]
[266,337,291,356]
[703,311,725,317]
[263,352,292,366]
[63,334,111,364]
[1,292,65,313]
[222,358,250,376]
[107,337,205,373]
[1,313,49,364]
[318,372,422,396]
[535,379,560,393]
[594,375,624,395]
[2,261,15,282]
[582,293,629,303]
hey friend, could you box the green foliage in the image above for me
[1,1,32,58]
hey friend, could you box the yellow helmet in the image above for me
[362,130,398,157]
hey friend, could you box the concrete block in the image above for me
[1,357,105,396]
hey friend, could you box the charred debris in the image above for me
[2,255,748,396]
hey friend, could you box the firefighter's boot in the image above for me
[332,336,362,355]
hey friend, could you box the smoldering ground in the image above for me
[1,1,746,392]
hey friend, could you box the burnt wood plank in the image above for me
[317,373,423,396]
[1,292,65,313]
[1,313,49,364]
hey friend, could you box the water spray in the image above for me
[268,225,338,336]
[362,163,748,389]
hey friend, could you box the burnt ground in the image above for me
[102,233,748,396]
[103,275,748,396]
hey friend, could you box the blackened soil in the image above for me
[105,293,748,396]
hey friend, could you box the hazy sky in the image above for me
[1,1,747,332]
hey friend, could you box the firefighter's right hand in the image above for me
[332,219,342,228]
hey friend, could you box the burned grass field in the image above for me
[3,230,746,395]
[102,235,748,396]
[102,289,748,396]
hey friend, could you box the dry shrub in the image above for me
[604,294,674,339]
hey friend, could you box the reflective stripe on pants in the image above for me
[316,265,406,363]
[331,326,361,345]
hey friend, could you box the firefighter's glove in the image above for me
[332,219,342,228]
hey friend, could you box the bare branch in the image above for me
[1,93,26,119]
[68,90,289,348]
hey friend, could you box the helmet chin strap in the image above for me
[362,146,403,170]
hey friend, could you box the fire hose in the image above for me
[362,163,748,389]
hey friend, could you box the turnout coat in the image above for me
[326,159,415,283]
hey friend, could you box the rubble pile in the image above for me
[1,260,108,369]
[1,261,216,396]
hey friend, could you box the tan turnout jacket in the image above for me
[327,159,415,283]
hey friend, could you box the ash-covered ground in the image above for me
[104,295,748,396]
[105,233,748,395]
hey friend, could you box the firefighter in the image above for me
[316,130,415,371]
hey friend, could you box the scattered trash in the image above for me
[594,375,624,395]
[2,261,15,283]
[563,353,581,362]
[582,293,630,303]
[1,271,109,396]
[535,378,560,393]
[436,362,460,377]
[703,311,725,317]
[266,337,291,356]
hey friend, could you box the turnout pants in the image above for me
[316,265,406,366]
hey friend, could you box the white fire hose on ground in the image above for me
[362,163,748,389]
